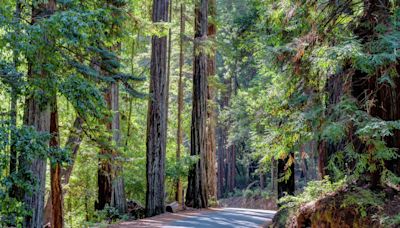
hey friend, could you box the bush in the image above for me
[279,177,346,209]
[243,189,254,198]
[233,188,243,197]
[94,205,122,224]
[261,190,272,199]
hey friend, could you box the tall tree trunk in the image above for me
[97,0,127,212]
[20,1,56,227]
[167,0,172,107]
[278,152,295,199]
[98,82,126,212]
[110,82,126,213]
[97,85,113,210]
[49,97,63,228]
[216,76,231,198]
[146,0,169,217]
[206,0,217,200]
[186,0,209,209]
[175,3,185,205]
[44,116,84,225]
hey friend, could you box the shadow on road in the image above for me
[163,208,276,228]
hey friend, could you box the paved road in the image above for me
[163,208,276,228]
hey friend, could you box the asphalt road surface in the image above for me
[163,208,276,228]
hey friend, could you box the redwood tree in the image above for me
[206,0,217,200]
[175,3,185,204]
[97,0,127,212]
[186,0,209,209]
[20,1,56,227]
[146,0,169,216]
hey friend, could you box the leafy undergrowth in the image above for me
[218,188,278,210]
[272,178,400,228]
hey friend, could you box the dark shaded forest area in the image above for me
[0,0,399,227]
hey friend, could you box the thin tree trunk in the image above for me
[49,96,63,228]
[186,0,209,209]
[146,0,169,217]
[44,116,84,225]
[61,117,84,185]
[175,3,185,205]
[206,0,217,200]
[110,82,126,213]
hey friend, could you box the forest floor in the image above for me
[109,208,276,228]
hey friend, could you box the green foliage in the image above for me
[94,205,124,224]
[381,214,400,227]
[0,124,51,226]
[166,154,199,182]
[59,74,107,119]
[243,189,254,198]
[0,0,399,225]
[228,188,274,200]
[279,177,346,209]
[0,195,26,226]
[341,187,384,218]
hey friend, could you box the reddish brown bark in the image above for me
[206,0,217,200]
[186,0,209,209]
[49,97,63,228]
[44,117,83,226]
